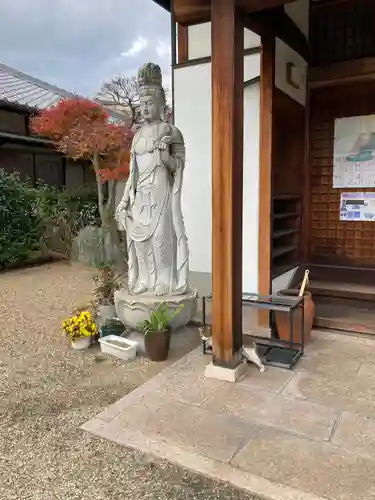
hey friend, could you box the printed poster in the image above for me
[340,192,375,221]
[333,115,375,188]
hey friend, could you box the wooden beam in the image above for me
[172,0,299,26]
[258,34,275,327]
[173,47,260,69]
[211,0,244,368]
[177,24,189,63]
[309,57,375,88]
[173,0,210,25]
[239,0,298,11]
[245,7,309,62]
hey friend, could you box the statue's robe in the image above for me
[122,122,189,295]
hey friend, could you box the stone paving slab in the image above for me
[83,330,375,500]
[202,383,338,441]
[154,364,227,406]
[294,349,362,377]
[237,364,294,393]
[232,426,375,500]
[283,361,375,415]
[113,399,254,463]
[82,417,327,500]
[332,410,375,458]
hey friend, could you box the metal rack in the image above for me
[201,292,305,369]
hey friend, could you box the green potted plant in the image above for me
[140,303,183,362]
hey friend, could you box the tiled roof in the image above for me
[0,62,129,123]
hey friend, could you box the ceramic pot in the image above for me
[71,336,91,350]
[97,304,116,326]
[144,330,171,362]
[275,289,315,346]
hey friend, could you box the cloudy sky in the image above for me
[0,0,171,97]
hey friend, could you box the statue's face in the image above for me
[140,94,160,123]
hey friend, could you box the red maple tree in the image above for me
[31,98,134,255]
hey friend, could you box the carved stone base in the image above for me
[114,289,198,331]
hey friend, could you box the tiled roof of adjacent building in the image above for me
[0,62,129,123]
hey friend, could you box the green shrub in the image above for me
[33,183,99,228]
[0,169,42,268]
[33,184,99,260]
[0,169,100,268]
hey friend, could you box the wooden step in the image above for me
[291,263,375,288]
[308,280,375,303]
[314,296,375,336]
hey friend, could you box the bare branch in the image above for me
[97,74,170,127]
[97,76,141,126]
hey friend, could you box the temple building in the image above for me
[151,0,375,370]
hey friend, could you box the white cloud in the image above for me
[156,39,171,58]
[0,0,171,96]
[122,35,149,57]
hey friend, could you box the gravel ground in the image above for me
[0,262,263,500]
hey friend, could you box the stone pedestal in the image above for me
[114,289,197,331]
[204,361,247,383]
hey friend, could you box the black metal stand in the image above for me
[201,293,305,370]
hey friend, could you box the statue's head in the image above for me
[138,62,166,123]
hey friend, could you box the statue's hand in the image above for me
[155,136,172,151]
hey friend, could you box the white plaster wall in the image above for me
[242,82,260,293]
[272,267,298,294]
[174,63,212,275]
[275,38,307,106]
[285,0,310,39]
[188,23,260,60]
[188,23,210,59]
[174,63,260,293]
[244,53,260,82]
[244,29,261,50]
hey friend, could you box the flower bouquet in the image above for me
[62,310,97,350]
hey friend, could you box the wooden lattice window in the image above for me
[312,0,375,66]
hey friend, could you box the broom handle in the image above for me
[299,270,310,297]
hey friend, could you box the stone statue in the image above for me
[115,63,189,297]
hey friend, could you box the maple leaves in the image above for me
[31,98,133,183]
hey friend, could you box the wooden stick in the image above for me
[299,269,310,297]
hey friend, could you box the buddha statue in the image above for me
[115,63,189,297]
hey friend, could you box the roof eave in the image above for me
[152,0,171,12]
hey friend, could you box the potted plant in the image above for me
[140,303,183,362]
[62,310,97,350]
[93,263,121,325]
[100,317,125,338]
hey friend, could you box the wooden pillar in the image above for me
[178,25,188,63]
[211,0,244,368]
[258,34,275,327]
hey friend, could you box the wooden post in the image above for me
[211,0,244,368]
[177,25,188,63]
[258,34,275,327]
